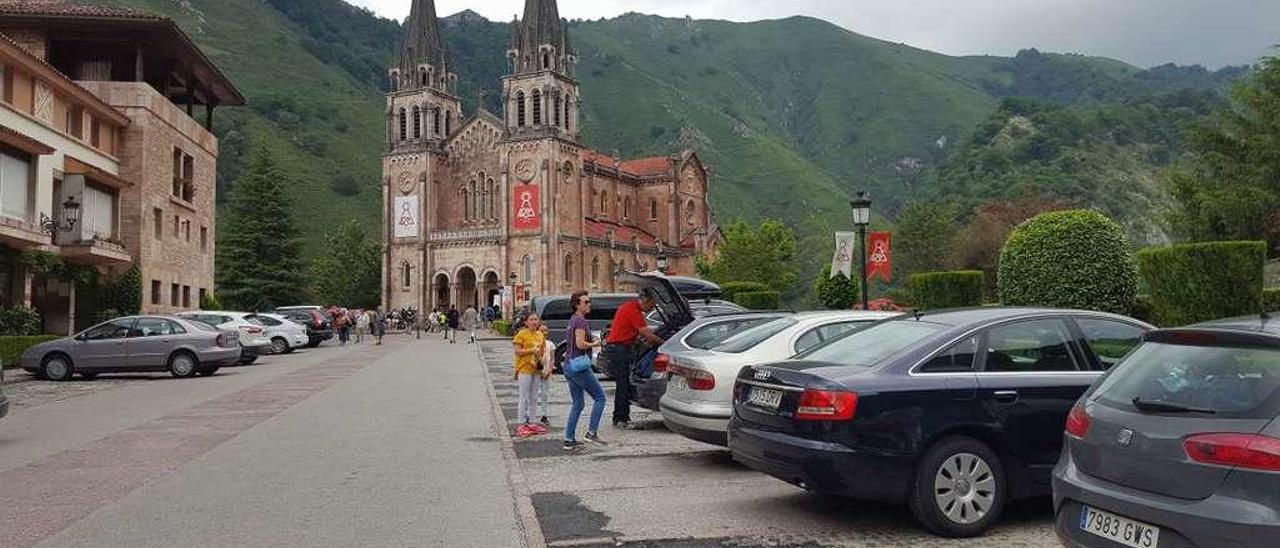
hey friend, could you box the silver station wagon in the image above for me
[21,316,242,380]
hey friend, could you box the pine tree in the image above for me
[309,220,381,308]
[216,145,307,310]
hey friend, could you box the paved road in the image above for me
[0,337,521,548]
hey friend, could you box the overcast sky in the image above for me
[346,0,1278,68]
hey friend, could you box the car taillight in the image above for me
[672,365,714,391]
[215,333,228,347]
[1183,433,1280,471]
[241,326,263,334]
[653,353,670,374]
[1065,405,1091,439]
[795,389,857,421]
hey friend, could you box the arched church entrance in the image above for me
[456,267,478,310]
[482,271,501,310]
[433,272,451,310]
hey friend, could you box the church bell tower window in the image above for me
[398,108,407,141]
[532,90,542,125]
[516,92,526,127]
[412,106,421,139]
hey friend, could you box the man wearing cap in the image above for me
[603,290,665,428]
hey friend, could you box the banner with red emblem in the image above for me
[867,231,892,282]
[512,184,540,231]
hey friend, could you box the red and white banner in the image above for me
[867,231,892,282]
[512,184,540,230]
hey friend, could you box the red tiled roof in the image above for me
[0,1,161,19]
[619,156,673,177]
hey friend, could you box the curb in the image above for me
[475,342,548,548]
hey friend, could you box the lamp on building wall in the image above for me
[850,191,873,310]
[40,196,81,236]
[656,251,669,274]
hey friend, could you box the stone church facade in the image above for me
[382,0,718,313]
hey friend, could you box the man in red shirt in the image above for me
[604,290,665,428]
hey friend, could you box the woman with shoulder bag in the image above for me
[562,291,607,451]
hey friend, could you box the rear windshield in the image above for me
[712,318,797,354]
[686,316,780,349]
[1093,342,1280,418]
[187,320,218,332]
[539,299,573,321]
[799,320,944,367]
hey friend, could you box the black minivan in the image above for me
[728,307,1153,537]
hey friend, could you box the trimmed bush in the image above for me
[909,271,985,310]
[719,281,769,303]
[735,291,781,310]
[814,265,858,310]
[0,335,60,369]
[1137,241,1266,326]
[0,307,41,336]
[1266,288,1280,313]
[998,210,1138,314]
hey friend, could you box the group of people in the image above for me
[421,305,496,343]
[322,304,504,346]
[327,307,388,346]
[511,290,664,451]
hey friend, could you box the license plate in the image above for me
[1080,506,1160,548]
[747,387,784,409]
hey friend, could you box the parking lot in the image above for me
[477,341,1057,548]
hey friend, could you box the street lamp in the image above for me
[40,196,81,236]
[850,191,872,310]
[656,250,668,274]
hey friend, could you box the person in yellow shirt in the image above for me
[512,314,548,437]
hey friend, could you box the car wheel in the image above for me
[40,353,75,381]
[307,340,320,348]
[908,436,1006,538]
[196,365,220,377]
[241,356,258,365]
[79,372,100,380]
[270,337,289,355]
[168,351,200,378]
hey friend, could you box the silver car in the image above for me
[660,310,901,445]
[1053,315,1280,547]
[21,316,242,380]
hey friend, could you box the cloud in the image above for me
[349,0,1278,68]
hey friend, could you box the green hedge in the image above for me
[492,319,513,337]
[0,335,60,369]
[735,291,781,310]
[999,210,1138,315]
[1263,288,1280,313]
[909,271,985,310]
[1137,241,1266,326]
[719,281,769,303]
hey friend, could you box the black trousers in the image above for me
[603,343,635,423]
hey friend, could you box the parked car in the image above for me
[1052,314,1280,548]
[635,311,792,411]
[175,311,271,365]
[661,311,899,445]
[20,316,241,379]
[274,307,334,348]
[253,313,310,354]
[727,307,1154,537]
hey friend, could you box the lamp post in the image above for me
[850,191,872,310]
[656,250,668,274]
[40,196,81,236]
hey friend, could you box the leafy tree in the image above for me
[309,220,381,308]
[106,264,142,316]
[813,264,858,310]
[953,193,1074,295]
[894,202,958,280]
[1167,54,1280,254]
[217,145,308,311]
[200,291,223,311]
[700,220,798,297]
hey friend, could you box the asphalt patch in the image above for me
[513,438,568,459]
[532,492,619,542]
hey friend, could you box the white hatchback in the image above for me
[175,311,273,365]
[252,313,310,354]
[659,310,901,446]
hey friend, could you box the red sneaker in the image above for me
[515,425,535,438]
[530,424,549,434]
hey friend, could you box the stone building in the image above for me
[0,2,242,333]
[383,0,718,313]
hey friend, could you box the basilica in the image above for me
[381,0,719,312]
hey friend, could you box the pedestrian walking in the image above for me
[603,290,665,429]
[463,305,479,344]
[446,305,460,344]
[563,291,607,451]
[355,308,370,344]
[335,309,351,346]
[512,314,549,438]
[372,308,386,345]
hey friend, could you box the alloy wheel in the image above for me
[271,338,289,354]
[170,353,197,377]
[933,452,996,525]
[43,356,71,380]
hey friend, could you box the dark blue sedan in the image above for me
[728,307,1153,538]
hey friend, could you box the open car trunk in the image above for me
[618,271,697,338]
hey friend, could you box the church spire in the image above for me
[507,0,574,77]
[392,0,453,92]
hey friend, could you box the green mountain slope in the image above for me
[70,0,1249,300]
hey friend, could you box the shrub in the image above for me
[0,307,41,336]
[719,281,769,303]
[998,210,1138,314]
[1266,288,1280,313]
[909,271,985,310]
[1131,294,1156,325]
[813,265,858,310]
[492,319,513,337]
[200,291,223,311]
[735,291,781,310]
[1137,241,1267,325]
[0,335,60,369]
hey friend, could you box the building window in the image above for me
[0,148,32,222]
[412,106,421,139]
[401,262,412,288]
[591,257,600,287]
[623,197,632,220]
[172,148,193,201]
[516,91,526,127]
[173,215,180,237]
[170,283,179,307]
[445,110,452,135]
[153,208,163,239]
[398,108,407,141]
[183,220,191,242]
[433,107,441,136]
[532,89,542,125]
[563,254,573,283]
[650,198,658,220]
[522,255,533,282]
[198,287,207,305]
[151,280,161,305]
[81,184,116,239]
[542,52,550,70]
[89,117,101,148]
[182,285,191,308]
[564,95,572,131]
[554,93,562,127]
[599,191,608,216]
[200,226,208,253]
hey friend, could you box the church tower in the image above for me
[503,0,580,142]
[387,0,461,151]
